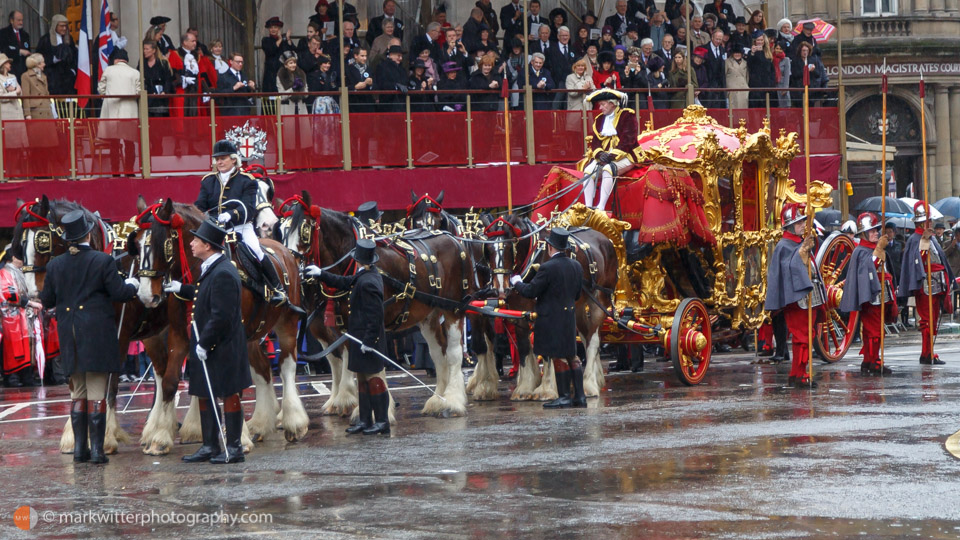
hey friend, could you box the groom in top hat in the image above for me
[165,220,252,463]
[510,227,585,408]
[900,200,953,365]
[356,200,383,232]
[39,210,141,464]
[304,239,391,435]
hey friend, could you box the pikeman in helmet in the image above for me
[899,200,953,365]
[764,203,823,388]
[839,212,897,375]
[581,88,639,211]
[196,139,286,305]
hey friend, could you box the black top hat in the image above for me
[190,219,227,250]
[212,139,238,157]
[735,15,746,24]
[387,45,403,55]
[265,16,284,28]
[356,201,383,223]
[149,16,171,25]
[545,227,570,251]
[353,239,379,265]
[60,210,95,242]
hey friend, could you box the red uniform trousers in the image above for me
[782,303,811,378]
[859,302,882,366]
[915,291,946,358]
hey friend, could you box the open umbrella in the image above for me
[900,197,944,219]
[814,208,850,229]
[793,18,837,41]
[884,216,913,230]
[854,196,913,215]
[934,197,960,219]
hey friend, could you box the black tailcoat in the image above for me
[319,268,387,374]
[195,169,258,227]
[514,252,582,358]
[181,255,253,398]
[39,245,137,375]
[0,25,30,78]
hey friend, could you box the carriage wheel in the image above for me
[670,298,712,386]
[812,232,859,363]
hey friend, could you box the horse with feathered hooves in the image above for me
[405,192,500,402]
[11,196,181,456]
[482,213,618,402]
[135,198,310,446]
[281,190,475,418]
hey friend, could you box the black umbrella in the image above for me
[854,196,914,215]
[934,197,960,220]
[814,208,849,229]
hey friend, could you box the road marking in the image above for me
[0,403,30,420]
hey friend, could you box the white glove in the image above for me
[304,265,322,277]
[195,344,208,362]
[217,212,231,224]
[124,277,140,289]
[163,280,182,294]
[360,344,373,354]
[509,275,523,286]
[182,76,197,88]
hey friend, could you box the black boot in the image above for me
[71,399,90,463]
[570,366,587,408]
[19,369,37,387]
[4,372,22,387]
[869,362,893,375]
[346,384,372,434]
[363,378,391,435]
[260,256,288,307]
[182,399,221,462]
[495,355,504,378]
[210,395,245,464]
[544,364,572,409]
[88,400,109,464]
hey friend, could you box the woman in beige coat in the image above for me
[98,49,141,173]
[0,53,27,149]
[20,53,58,176]
[565,59,595,111]
[724,49,749,110]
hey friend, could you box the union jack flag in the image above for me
[97,0,115,80]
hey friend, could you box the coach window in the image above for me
[861,0,896,16]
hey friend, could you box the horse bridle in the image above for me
[15,201,58,275]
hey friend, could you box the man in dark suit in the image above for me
[374,45,407,112]
[703,29,727,108]
[366,0,404,46]
[40,211,141,464]
[215,52,255,116]
[345,47,375,112]
[499,0,524,44]
[546,26,576,108]
[409,22,442,66]
[654,33,676,64]
[306,238,390,435]
[0,10,30,79]
[527,53,555,110]
[523,0,549,44]
[165,220,252,463]
[511,228,585,408]
[605,0,632,42]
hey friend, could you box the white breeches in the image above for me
[583,157,635,210]
[230,222,264,259]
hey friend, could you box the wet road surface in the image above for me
[3,335,960,539]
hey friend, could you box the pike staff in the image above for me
[919,68,935,360]
[803,53,814,387]
[878,58,888,373]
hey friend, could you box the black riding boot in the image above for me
[88,399,109,464]
[260,256,287,306]
[211,394,245,464]
[3,372,22,387]
[363,377,391,435]
[772,314,789,363]
[346,381,372,434]
[570,366,587,408]
[544,362,573,409]
[183,398,222,462]
[71,399,90,463]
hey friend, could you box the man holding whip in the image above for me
[165,220,252,463]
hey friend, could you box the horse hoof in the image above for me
[142,441,170,455]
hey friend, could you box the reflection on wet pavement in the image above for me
[3,338,960,538]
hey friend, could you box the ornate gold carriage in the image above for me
[542,106,837,385]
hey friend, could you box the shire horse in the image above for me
[11,196,176,455]
[482,214,618,400]
[282,190,473,417]
[135,198,310,443]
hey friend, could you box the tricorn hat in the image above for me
[356,201,383,224]
[190,219,227,250]
[353,238,379,265]
[212,139,238,157]
[586,87,628,107]
[545,227,570,251]
[60,210,95,242]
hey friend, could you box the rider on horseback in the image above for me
[197,140,285,305]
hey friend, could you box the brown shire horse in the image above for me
[281,190,473,417]
[11,196,182,455]
[481,212,619,401]
[135,198,309,443]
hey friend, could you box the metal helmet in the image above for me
[913,200,929,223]
[781,203,805,228]
[840,219,857,235]
[856,212,881,235]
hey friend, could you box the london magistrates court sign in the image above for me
[825,62,960,78]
